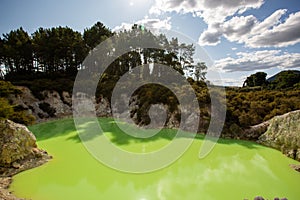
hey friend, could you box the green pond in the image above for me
[10,118,300,200]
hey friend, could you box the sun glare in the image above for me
[128,0,148,7]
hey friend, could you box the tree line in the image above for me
[0,22,111,77]
[243,70,300,90]
[0,22,206,82]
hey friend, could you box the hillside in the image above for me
[267,70,300,89]
[267,70,300,82]
[1,79,299,141]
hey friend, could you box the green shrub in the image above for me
[10,110,35,125]
[0,98,14,119]
[0,80,21,97]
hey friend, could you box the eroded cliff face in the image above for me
[8,86,112,122]
[9,87,73,121]
[258,110,300,161]
[4,86,300,167]
[9,86,208,132]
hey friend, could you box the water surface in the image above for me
[11,118,300,200]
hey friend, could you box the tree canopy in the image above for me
[268,70,300,89]
[243,72,267,87]
[0,22,206,83]
[243,70,300,90]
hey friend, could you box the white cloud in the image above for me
[223,15,257,43]
[149,0,300,48]
[215,50,300,72]
[150,0,264,24]
[251,9,287,33]
[150,0,265,46]
[247,11,300,48]
[199,0,263,25]
[113,17,172,32]
[198,28,222,46]
[198,14,257,46]
[149,0,200,15]
[198,9,300,48]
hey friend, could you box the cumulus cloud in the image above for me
[199,9,300,48]
[251,9,287,33]
[149,0,200,15]
[149,0,300,48]
[150,0,263,24]
[113,17,172,32]
[215,50,300,72]
[198,29,223,46]
[223,15,257,42]
[247,11,300,48]
[199,0,263,24]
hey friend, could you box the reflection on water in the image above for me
[10,118,300,200]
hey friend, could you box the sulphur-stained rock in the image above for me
[182,112,200,132]
[243,120,270,140]
[61,91,72,106]
[95,96,112,117]
[0,177,23,200]
[9,87,74,122]
[73,93,97,117]
[0,119,37,166]
[258,110,300,161]
[12,161,21,169]
[0,120,52,178]
[165,109,180,129]
[296,149,300,161]
[42,90,72,117]
[9,86,48,121]
[290,164,300,172]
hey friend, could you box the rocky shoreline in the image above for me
[1,85,299,199]
[0,120,52,200]
[0,151,51,200]
[0,157,50,200]
[0,177,20,200]
[257,110,300,162]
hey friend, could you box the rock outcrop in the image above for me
[0,119,51,176]
[243,120,271,140]
[258,110,300,162]
[0,177,24,200]
[41,90,72,117]
[9,86,73,121]
[0,119,37,167]
[289,164,300,172]
[8,86,211,133]
[0,119,52,199]
[9,86,112,122]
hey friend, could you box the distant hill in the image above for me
[266,70,300,89]
[267,70,300,82]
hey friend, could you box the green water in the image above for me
[10,118,300,200]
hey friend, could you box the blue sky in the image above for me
[1,0,300,86]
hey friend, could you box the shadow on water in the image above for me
[29,118,76,141]
[30,117,260,149]
[216,137,260,149]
